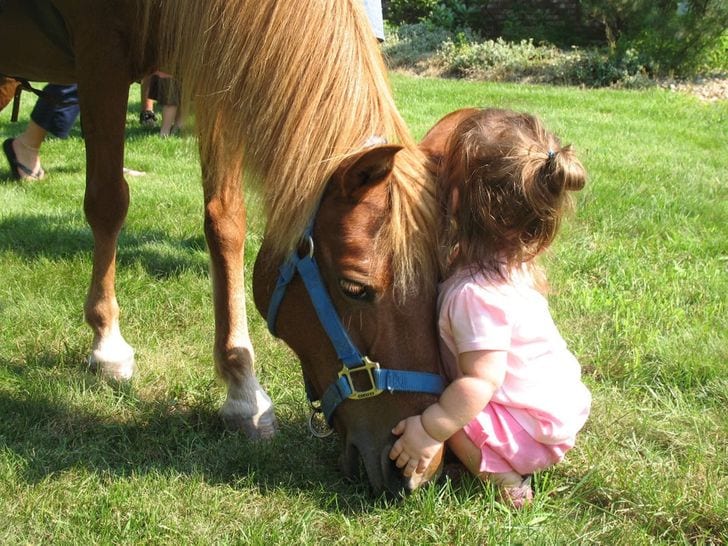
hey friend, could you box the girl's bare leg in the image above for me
[447,429,524,487]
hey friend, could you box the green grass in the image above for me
[1,78,726,544]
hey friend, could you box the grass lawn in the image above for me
[0,76,726,544]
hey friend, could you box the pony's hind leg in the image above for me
[200,111,276,439]
[77,75,135,381]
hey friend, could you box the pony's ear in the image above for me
[336,144,404,199]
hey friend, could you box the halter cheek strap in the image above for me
[266,217,445,425]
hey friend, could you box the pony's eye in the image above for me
[339,278,375,302]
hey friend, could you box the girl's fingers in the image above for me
[391,420,406,435]
[389,441,402,460]
[396,452,409,469]
[404,459,418,477]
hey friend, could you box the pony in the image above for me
[0,0,444,495]
[0,76,20,114]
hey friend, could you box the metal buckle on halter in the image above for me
[307,400,334,438]
[338,356,383,400]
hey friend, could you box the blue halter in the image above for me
[266,216,445,425]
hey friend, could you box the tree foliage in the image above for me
[384,0,728,76]
[579,0,728,75]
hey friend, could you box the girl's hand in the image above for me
[388,415,443,477]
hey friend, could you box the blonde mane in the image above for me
[143,0,440,293]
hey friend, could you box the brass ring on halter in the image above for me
[308,407,334,438]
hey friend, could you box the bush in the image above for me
[580,0,728,76]
[385,1,602,47]
[559,47,651,87]
[385,1,727,75]
[699,29,728,74]
[383,22,455,68]
[434,37,557,79]
[384,0,438,24]
[382,23,654,88]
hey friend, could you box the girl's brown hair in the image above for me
[440,108,586,279]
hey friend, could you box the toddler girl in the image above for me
[389,108,591,507]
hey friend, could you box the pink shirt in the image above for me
[438,267,591,445]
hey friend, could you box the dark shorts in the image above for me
[30,84,79,139]
[148,75,180,106]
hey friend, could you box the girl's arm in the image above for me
[389,350,507,476]
[422,350,506,441]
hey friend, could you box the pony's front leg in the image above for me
[78,78,135,381]
[200,128,276,439]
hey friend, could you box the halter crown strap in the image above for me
[268,243,363,367]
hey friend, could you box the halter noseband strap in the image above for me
[266,216,445,425]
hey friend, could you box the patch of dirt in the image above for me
[659,76,728,102]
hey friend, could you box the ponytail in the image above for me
[547,145,586,192]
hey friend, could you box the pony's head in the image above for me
[254,143,444,496]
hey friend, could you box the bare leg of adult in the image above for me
[159,104,176,137]
[173,106,184,135]
[10,121,46,179]
[140,75,156,126]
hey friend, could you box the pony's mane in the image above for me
[142,0,439,294]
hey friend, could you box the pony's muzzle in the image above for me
[340,436,408,497]
[341,429,443,497]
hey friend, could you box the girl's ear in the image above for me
[335,144,403,199]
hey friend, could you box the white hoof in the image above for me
[88,349,135,381]
[219,387,277,440]
[220,406,278,440]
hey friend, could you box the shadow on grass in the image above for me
[0,213,208,279]
[0,118,180,183]
[0,162,85,182]
[0,356,383,514]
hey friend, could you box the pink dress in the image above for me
[438,267,591,475]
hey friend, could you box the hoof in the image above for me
[87,352,135,381]
[220,406,278,441]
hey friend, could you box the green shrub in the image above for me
[500,3,587,47]
[435,37,557,79]
[383,22,455,67]
[700,29,728,73]
[384,0,438,24]
[386,0,727,74]
[559,47,651,87]
[426,0,484,34]
[580,0,728,76]
[385,1,601,47]
[382,23,655,88]
[431,37,651,87]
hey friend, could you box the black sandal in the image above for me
[2,138,45,181]
[139,110,157,127]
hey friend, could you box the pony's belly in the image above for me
[0,0,76,82]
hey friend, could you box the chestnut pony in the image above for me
[0,0,444,494]
[0,76,20,113]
